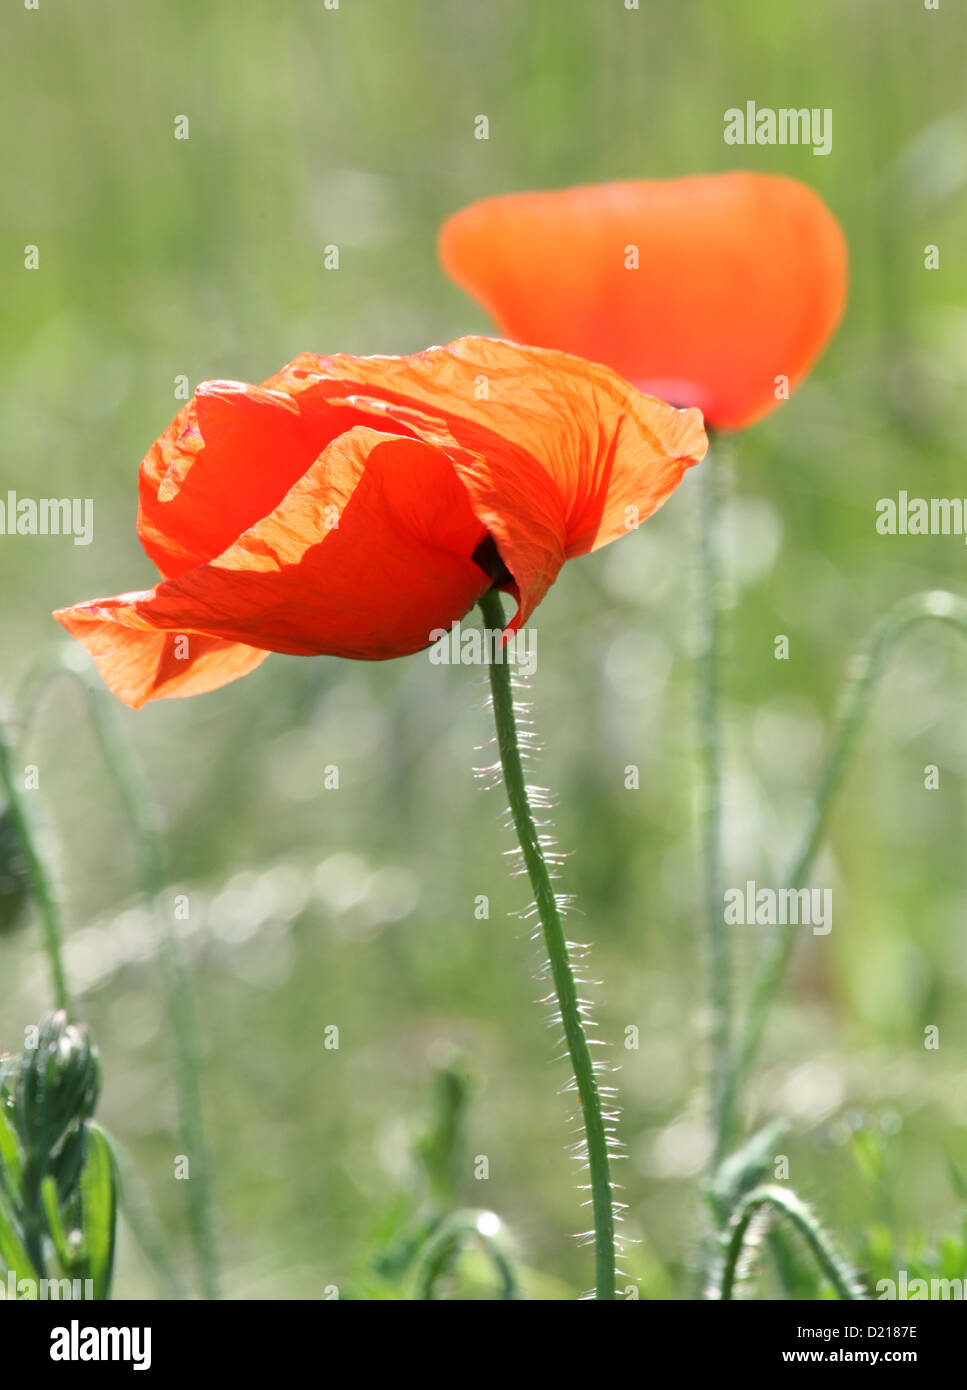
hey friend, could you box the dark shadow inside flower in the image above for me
[471,533,515,589]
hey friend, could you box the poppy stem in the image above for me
[714,1185,864,1301]
[478,587,616,1300]
[697,443,733,1167]
[0,714,72,1016]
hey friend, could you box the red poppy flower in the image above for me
[55,337,707,707]
[439,173,848,431]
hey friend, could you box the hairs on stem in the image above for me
[476,587,620,1300]
[712,1184,866,1301]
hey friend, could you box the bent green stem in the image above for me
[717,1184,864,1301]
[0,716,72,1015]
[478,588,616,1300]
[724,590,967,1145]
[17,654,219,1300]
[414,1209,519,1300]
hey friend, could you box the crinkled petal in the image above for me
[137,381,444,581]
[57,428,491,705]
[51,603,270,710]
[138,382,323,579]
[263,338,706,627]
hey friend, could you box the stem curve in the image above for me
[716,1184,865,1301]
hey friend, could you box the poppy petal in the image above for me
[56,427,491,705]
[137,381,443,582]
[438,174,848,431]
[259,338,706,627]
[51,602,270,710]
[138,382,320,579]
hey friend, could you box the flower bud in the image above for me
[14,1012,101,1165]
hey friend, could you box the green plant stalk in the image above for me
[20,1159,48,1279]
[697,445,732,1168]
[717,1184,865,1301]
[17,656,219,1300]
[108,1131,185,1300]
[414,1209,518,1300]
[0,718,72,1015]
[478,587,615,1300]
[724,590,967,1146]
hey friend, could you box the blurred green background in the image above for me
[1,0,966,1298]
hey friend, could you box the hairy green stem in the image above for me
[717,1184,864,1301]
[0,717,72,1016]
[17,655,220,1299]
[697,446,732,1167]
[724,590,967,1144]
[478,588,615,1300]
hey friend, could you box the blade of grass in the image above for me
[78,1124,117,1300]
[0,1184,38,1287]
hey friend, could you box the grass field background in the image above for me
[1,0,966,1297]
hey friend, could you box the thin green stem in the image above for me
[17,655,220,1299]
[478,588,616,1300]
[413,1209,519,1300]
[0,717,72,1016]
[697,445,732,1167]
[108,1133,186,1299]
[724,590,967,1143]
[717,1184,864,1301]
[81,685,219,1300]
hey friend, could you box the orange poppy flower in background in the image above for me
[55,337,707,708]
[439,173,848,431]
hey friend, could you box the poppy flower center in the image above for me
[472,532,514,588]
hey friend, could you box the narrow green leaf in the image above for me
[40,1174,76,1276]
[0,1185,38,1289]
[708,1120,786,1223]
[0,1103,23,1203]
[78,1125,117,1300]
